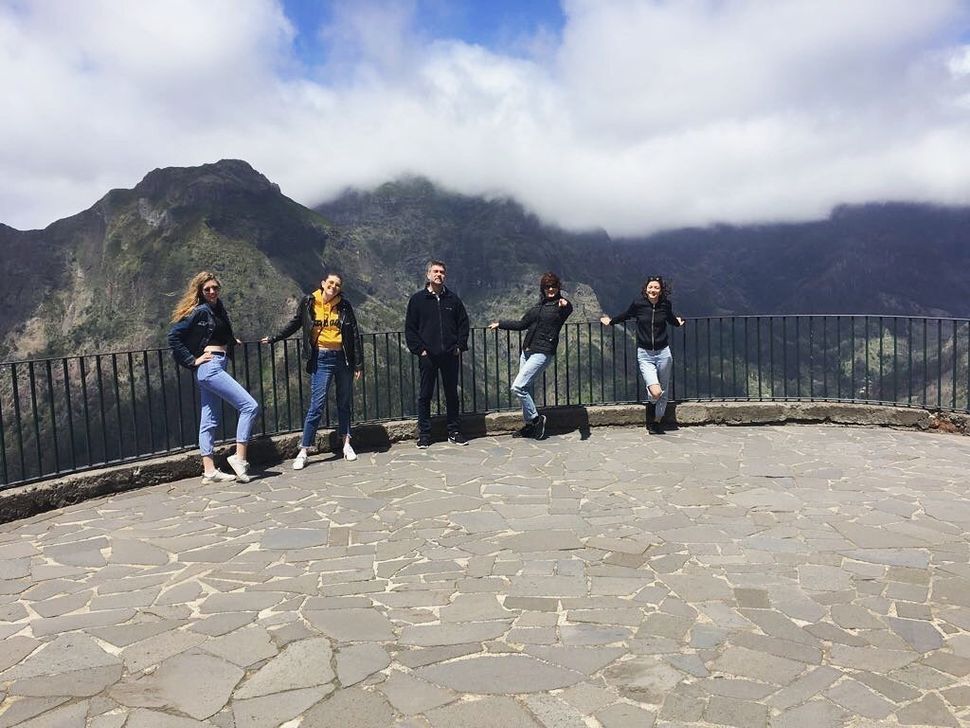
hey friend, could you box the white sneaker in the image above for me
[202,469,236,484]
[292,451,308,470]
[343,441,357,461]
[226,454,251,484]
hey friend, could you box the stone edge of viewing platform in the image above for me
[1,401,967,525]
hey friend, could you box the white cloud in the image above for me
[949,45,970,76]
[1,0,969,235]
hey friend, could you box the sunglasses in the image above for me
[544,284,559,290]
[202,285,220,292]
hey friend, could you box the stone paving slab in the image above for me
[1,424,969,726]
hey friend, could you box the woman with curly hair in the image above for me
[168,271,259,483]
[489,272,572,439]
[600,275,685,434]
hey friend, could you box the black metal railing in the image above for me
[1,315,967,489]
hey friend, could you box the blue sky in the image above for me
[282,0,566,64]
[2,0,969,234]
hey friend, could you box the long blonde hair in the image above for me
[171,271,221,323]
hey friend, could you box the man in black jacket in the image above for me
[405,260,470,447]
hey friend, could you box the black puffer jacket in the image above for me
[168,302,236,369]
[498,294,573,355]
[268,294,364,373]
[608,296,684,350]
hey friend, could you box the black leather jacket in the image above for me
[268,293,363,373]
[498,294,573,355]
[168,302,236,369]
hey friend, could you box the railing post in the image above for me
[0,375,7,486]
[923,318,928,407]
[79,356,93,466]
[782,317,788,400]
[64,357,79,470]
[706,317,712,400]
[126,352,139,457]
[142,351,155,454]
[937,319,943,410]
[28,361,43,477]
[281,340,292,432]
[11,364,26,481]
[756,317,762,400]
[45,359,60,475]
[808,316,815,402]
[157,351,171,453]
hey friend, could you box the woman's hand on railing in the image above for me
[259,337,270,344]
[488,322,499,330]
[599,315,611,326]
[354,369,362,381]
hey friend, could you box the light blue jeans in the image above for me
[637,346,672,419]
[196,354,259,456]
[510,352,552,423]
[301,349,353,447]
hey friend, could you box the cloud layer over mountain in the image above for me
[2,0,969,234]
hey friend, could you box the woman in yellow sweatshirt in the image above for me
[262,273,363,468]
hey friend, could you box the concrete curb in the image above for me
[1,401,965,524]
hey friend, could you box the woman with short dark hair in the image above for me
[489,272,572,439]
[600,275,685,433]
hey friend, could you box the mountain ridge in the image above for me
[0,159,966,361]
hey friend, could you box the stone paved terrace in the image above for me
[2,424,970,728]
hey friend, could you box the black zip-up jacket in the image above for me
[608,296,684,350]
[168,302,236,369]
[268,293,364,373]
[405,286,469,356]
[497,294,573,355]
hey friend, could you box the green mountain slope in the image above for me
[0,161,336,359]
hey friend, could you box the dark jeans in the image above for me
[301,350,353,447]
[417,352,461,436]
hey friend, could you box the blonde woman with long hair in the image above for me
[168,271,259,483]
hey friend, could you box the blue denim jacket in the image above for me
[168,303,235,369]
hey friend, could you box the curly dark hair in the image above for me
[641,275,671,299]
[539,271,561,292]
